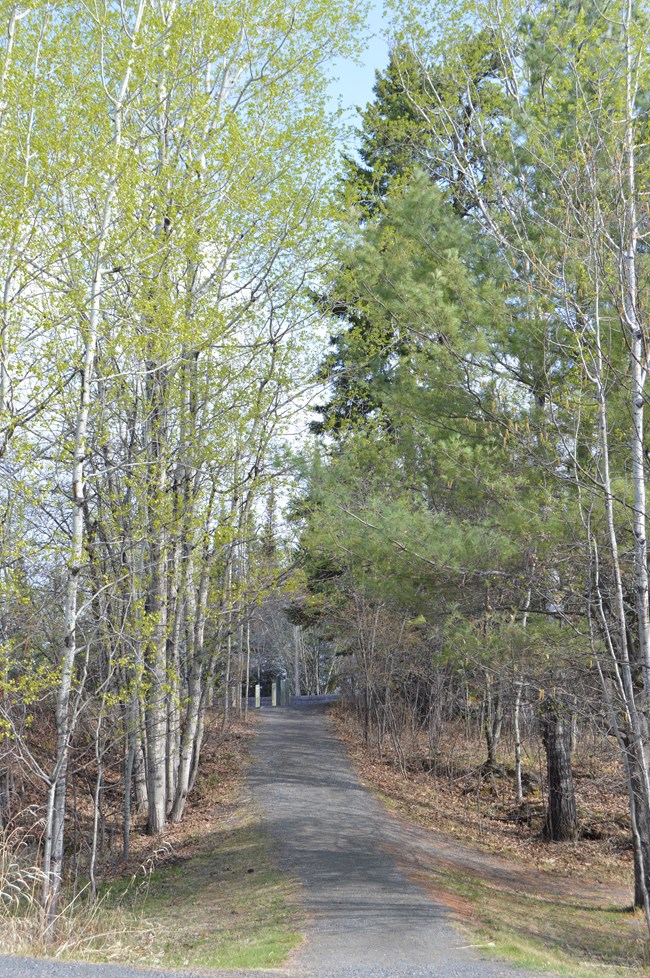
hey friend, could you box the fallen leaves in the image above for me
[331,706,633,895]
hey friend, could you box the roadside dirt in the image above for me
[385,817,631,911]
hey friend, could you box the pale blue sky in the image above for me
[327,2,390,123]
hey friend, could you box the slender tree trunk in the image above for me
[625,739,650,908]
[514,680,524,804]
[188,656,218,796]
[244,619,251,719]
[621,8,650,923]
[134,712,148,814]
[42,267,102,924]
[483,672,503,770]
[165,533,184,814]
[170,552,201,822]
[123,731,135,861]
[89,754,103,902]
[145,511,168,835]
[589,214,650,926]
[142,355,170,837]
[40,4,147,922]
[170,545,211,822]
[293,625,302,698]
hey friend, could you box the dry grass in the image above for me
[0,825,164,960]
[0,711,303,968]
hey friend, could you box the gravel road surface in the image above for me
[0,698,540,978]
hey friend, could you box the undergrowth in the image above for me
[0,715,302,969]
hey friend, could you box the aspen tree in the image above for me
[0,0,363,926]
[42,0,149,922]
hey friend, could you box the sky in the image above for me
[326,1,391,126]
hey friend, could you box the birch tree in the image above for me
[0,0,363,932]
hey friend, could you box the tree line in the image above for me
[4,0,650,954]
[0,0,358,931]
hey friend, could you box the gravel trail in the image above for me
[0,698,541,978]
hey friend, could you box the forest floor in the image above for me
[3,702,647,978]
[331,706,647,978]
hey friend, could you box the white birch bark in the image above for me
[621,0,650,703]
[41,1,148,922]
[170,556,210,822]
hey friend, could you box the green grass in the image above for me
[423,862,648,978]
[133,821,302,969]
[50,818,302,970]
[1,715,301,970]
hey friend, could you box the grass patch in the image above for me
[415,858,647,978]
[1,716,303,970]
[102,818,302,970]
[430,867,647,978]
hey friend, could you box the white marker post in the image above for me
[271,681,277,707]
[255,684,261,709]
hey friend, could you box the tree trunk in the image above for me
[293,624,302,697]
[244,619,251,718]
[188,658,218,796]
[89,755,102,902]
[630,758,650,908]
[165,534,184,814]
[144,516,168,836]
[40,5,147,921]
[170,557,211,822]
[134,719,148,814]
[123,733,135,861]
[483,672,503,770]
[514,681,524,804]
[541,697,577,841]
[143,362,169,836]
